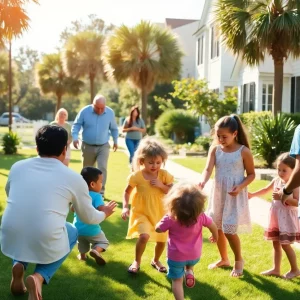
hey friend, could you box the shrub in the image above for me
[195,136,211,153]
[2,131,20,155]
[283,113,300,126]
[251,114,296,167]
[155,109,198,144]
[240,111,272,133]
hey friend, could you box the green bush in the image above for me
[155,109,198,144]
[195,136,211,153]
[2,131,20,155]
[251,114,296,167]
[283,113,300,126]
[240,111,272,133]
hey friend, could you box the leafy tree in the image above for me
[63,31,105,103]
[0,0,38,130]
[37,53,84,113]
[0,51,17,95]
[103,20,183,124]
[172,78,237,127]
[118,82,140,117]
[215,0,300,115]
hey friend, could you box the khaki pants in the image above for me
[77,231,109,254]
[81,142,110,194]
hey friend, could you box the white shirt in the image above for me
[1,157,105,264]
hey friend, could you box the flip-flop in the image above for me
[26,275,43,300]
[89,249,106,266]
[283,270,300,280]
[185,272,195,288]
[128,264,140,274]
[151,261,167,273]
[208,260,230,270]
[230,261,244,277]
[10,263,27,295]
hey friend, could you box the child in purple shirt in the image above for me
[156,182,218,300]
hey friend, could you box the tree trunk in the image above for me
[90,74,95,103]
[8,40,12,132]
[272,58,284,115]
[56,94,62,114]
[141,87,148,126]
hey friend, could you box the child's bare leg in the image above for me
[209,230,230,269]
[261,241,281,276]
[131,234,149,269]
[225,233,243,277]
[281,244,300,279]
[77,253,87,261]
[172,277,184,300]
[151,242,166,271]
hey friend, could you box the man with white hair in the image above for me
[72,95,119,196]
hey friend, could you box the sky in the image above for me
[13,0,205,55]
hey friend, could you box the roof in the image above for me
[165,18,199,29]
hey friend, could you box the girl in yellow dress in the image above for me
[121,137,174,274]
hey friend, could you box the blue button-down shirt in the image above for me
[72,105,119,145]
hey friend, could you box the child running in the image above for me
[156,182,218,300]
[73,167,111,265]
[248,152,300,279]
[199,114,255,277]
[121,137,174,274]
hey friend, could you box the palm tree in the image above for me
[63,31,104,103]
[0,0,38,130]
[103,20,183,124]
[37,53,84,113]
[215,0,300,115]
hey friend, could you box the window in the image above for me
[197,36,204,65]
[291,76,300,113]
[211,25,219,59]
[262,83,273,111]
[241,82,256,113]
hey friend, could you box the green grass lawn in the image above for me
[1,150,300,299]
[172,157,273,202]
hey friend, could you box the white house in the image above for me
[195,0,300,116]
[164,18,199,79]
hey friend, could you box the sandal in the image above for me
[89,249,106,266]
[151,261,167,273]
[128,263,140,274]
[10,263,27,296]
[26,275,43,300]
[185,271,195,288]
[208,259,230,270]
[283,270,300,280]
[230,261,244,277]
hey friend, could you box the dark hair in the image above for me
[36,125,68,157]
[128,106,140,127]
[164,182,206,227]
[81,167,102,187]
[214,114,250,149]
[275,152,295,169]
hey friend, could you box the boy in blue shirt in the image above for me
[73,167,109,265]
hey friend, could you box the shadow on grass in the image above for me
[241,270,300,299]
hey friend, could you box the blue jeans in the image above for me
[13,222,78,284]
[125,138,140,163]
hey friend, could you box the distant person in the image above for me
[121,137,174,274]
[72,167,110,266]
[122,106,146,164]
[72,95,119,196]
[51,108,72,166]
[156,182,218,300]
[249,153,300,279]
[1,125,117,299]
[199,114,255,277]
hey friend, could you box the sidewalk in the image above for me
[164,159,300,250]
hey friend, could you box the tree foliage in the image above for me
[172,78,237,127]
[103,20,183,124]
[215,0,300,114]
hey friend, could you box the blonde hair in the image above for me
[275,152,295,169]
[164,182,206,226]
[55,108,68,122]
[132,137,168,171]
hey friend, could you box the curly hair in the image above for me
[132,136,168,171]
[164,182,206,227]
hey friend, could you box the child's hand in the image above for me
[198,181,205,190]
[248,192,253,199]
[121,207,130,220]
[272,190,282,200]
[209,235,217,243]
[150,178,163,188]
[102,201,117,218]
[228,185,242,197]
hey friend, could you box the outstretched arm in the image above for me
[207,221,218,242]
[248,179,274,199]
[199,145,216,189]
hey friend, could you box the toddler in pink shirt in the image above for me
[156,182,218,300]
